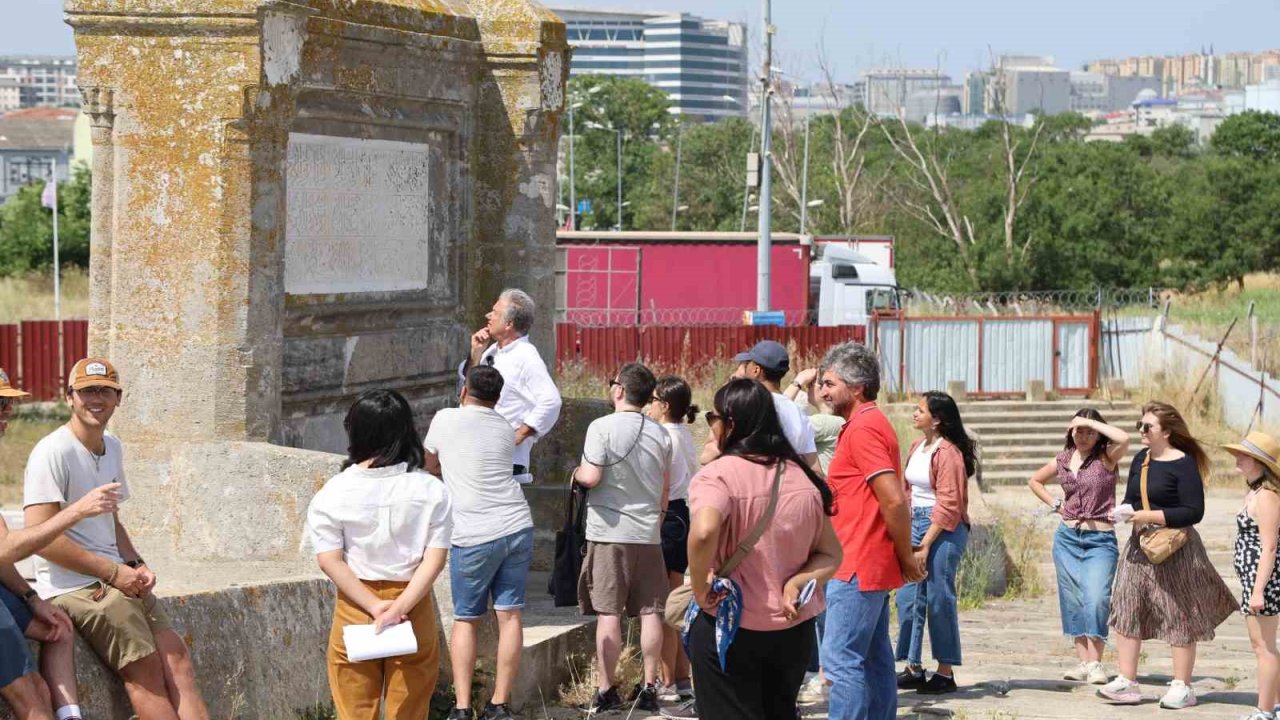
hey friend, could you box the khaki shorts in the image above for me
[577,541,667,617]
[52,585,173,671]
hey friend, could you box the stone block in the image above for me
[1026,379,1047,402]
[1108,377,1127,397]
[947,380,968,401]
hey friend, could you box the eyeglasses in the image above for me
[704,411,722,424]
[608,379,621,389]
[74,387,117,399]
[1136,421,1154,434]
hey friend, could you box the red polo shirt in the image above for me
[828,402,905,591]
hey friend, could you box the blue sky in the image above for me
[7,0,1279,83]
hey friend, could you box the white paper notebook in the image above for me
[342,622,418,662]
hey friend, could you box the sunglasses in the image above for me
[704,411,722,424]
[1136,421,1154,434]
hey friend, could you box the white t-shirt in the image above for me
[306,463,453,581]
[905,440,938,508]
[23,426,130,599]
[772,392,818,455]
[662,422,698,502]
[424,405,534,547]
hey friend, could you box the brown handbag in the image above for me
[663,462,785,630]
[1137,451,1188,565]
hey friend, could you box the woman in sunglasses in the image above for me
[683,378,842,720]
[1096,402,1235,710]
[1027,408,1129,686]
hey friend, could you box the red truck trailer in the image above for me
[556,231,895,326]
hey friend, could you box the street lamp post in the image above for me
[567,85,602,230]
[756,0,774,312]
[585,119,623,231]
[670,120,683,231]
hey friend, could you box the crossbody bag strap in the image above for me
[719,462,785,577]
[1139,451,1152,512]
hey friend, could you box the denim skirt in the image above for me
[1051,523,1118,639]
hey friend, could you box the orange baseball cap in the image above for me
[0,368,29,399]
[67,358,123,391]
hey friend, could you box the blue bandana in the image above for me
[681,577,744,671]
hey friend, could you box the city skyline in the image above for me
[5,0,1280,84]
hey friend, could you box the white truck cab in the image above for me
[809,245,899,326]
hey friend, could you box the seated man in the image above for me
[1,367,118,720]
[24,358,209,720]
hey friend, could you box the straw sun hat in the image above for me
[1223,431,1280,481]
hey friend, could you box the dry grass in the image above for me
[0,268,89,323]
[0,407,67,506]
[1165,272,1280,376]
[557,637,646,707]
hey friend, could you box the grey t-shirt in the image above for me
[424,405,533,547]
[582,412,672,545]
[23,426,130,598]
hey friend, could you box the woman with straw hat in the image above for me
[1225,431,1280,720]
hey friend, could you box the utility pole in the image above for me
[670,120,683,231]
[799,83,812,235]
[755,0,773,312]
[568,103,576,230]
[615,129,623,231]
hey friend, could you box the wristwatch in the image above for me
[792,380,805,389]
[1051,498,1064,513]
[21,589,38,603]
[125,559,146,569]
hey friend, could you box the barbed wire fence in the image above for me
[901,287,1165,316]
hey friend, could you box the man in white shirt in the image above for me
[425,366,534,720]
[24,358,209,720]
[730,340,821,473]
[461,288,562,483]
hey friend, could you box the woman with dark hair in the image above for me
[306,389,454,720]
[682,378,842,720]
[894,391,976,695]
[1028,408,1130,685]
[646,375,699,704]
[1097,401,1236,709]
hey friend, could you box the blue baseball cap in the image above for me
[734,340,790,373]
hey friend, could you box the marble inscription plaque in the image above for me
[285,133,431,294]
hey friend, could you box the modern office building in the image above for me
[1070,72,1163,113]
[551,7,748,120]
[0,56,79,108]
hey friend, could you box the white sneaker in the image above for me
[797,674,829,703]
[1238,710,1276,720]
[1086,662,1109,685]
[1063,662,1090,681]
[1096,675,1142,704]
[657,684,681,703]
[1159,680,1197,709]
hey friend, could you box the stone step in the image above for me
[962,409,1142,424]
[887,400,1139,416]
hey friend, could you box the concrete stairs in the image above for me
[889,399,1144,486]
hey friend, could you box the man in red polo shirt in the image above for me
[817,342,923,720]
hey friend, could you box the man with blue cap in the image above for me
[727,340,821,474]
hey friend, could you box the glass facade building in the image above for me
[551,8,748,120]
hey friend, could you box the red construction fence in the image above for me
[0,321,89,401]
[556,324,867,373]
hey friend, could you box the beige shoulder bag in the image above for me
[663,462,784,630]
[1138,451,1188,565]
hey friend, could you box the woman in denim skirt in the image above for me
[1028,408,1129,685]
[895,391,977,695]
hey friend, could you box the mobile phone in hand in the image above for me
[797,578,818,608]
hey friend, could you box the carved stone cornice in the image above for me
[79,85,115,129]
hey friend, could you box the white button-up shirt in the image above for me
[457,335,563,473]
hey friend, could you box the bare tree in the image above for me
[873,53,1046,289]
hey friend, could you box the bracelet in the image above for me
[21,589,38,603]
[104,563,119,586]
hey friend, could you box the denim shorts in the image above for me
[0,586,35,689]
[450,527,535,620]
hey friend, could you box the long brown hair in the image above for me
[1143,401,1210,482]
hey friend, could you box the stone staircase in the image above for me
[962,400,1143,486]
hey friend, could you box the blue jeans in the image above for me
[1052,524,1117,639]
[823,576,895,720]
[895,507,968,666]
[449,527,535,619]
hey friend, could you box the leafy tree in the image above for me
[0,163,91,274]
[1210,111,1280,162]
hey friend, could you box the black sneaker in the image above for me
[896,667,926,690]
[585,686,624,714]
[481,702,515,720]
[916,672,958,695]
[447,709,471,720]
[629,683,660,713]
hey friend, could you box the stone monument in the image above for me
[30,1,571,715]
